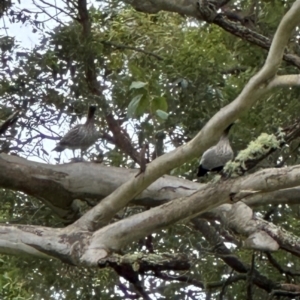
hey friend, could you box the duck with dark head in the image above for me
[197,123,234,177]
[52,105,99,159]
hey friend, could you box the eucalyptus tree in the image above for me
[1,0,300,299]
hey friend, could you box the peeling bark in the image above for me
[0,0,300,278]
[2,164,300,266]
[0,153,200,218]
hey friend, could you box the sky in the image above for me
[1,1,119,166]
[1,3,202,298]
[1,0,86,163]
[3,1,62,48]
[4,0,100,47]
[1,0,137,165]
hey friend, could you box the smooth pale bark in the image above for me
[218,202,300,256]
[0,224,88,264]
[0,153,201,218]
[121,0,197,16]
[1,0,300,266]
[244,187,300,207]
[1,2,299,232]
[2,164,300,265]
[75,0,300,231]
[81,165,300,265]
[1,153,300,219]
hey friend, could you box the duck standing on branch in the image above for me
[52,105,99,159]
[197,123,234,177]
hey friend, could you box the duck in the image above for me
[52,105,99,158]
[197,123,234,177]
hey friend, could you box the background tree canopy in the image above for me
[1,0,300,299]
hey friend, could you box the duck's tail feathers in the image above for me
[52,144,65,152]
[197,165,209,177]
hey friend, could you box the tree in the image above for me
[1,0,300,299]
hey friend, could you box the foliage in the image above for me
[1,0,300,299]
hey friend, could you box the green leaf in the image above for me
[128,63,145,78]
[135,96,149,117]
[127,94,143,118]
[129,81,148,90]
[151,96,168,112]
[156,109,168,120]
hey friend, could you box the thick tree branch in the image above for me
[98,252,192,272]
[245,187,300,207]
[2,165,300,266]
[121,0,197,15]
[192,218,279,292]
[268,75,300,88]
[0,153,200,219]
[213,14,300,69]
[74,1,300,232]
[196,223,300,296]
[81,165,300,264]
[0,224,90,265]
[76,0,142,165]
[208,201,300,259]
[224,118,300,177]
[1,2,300,271]
[122,0,300,69]
[2,152,300,221]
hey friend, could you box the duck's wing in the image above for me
[54,125,83,149]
